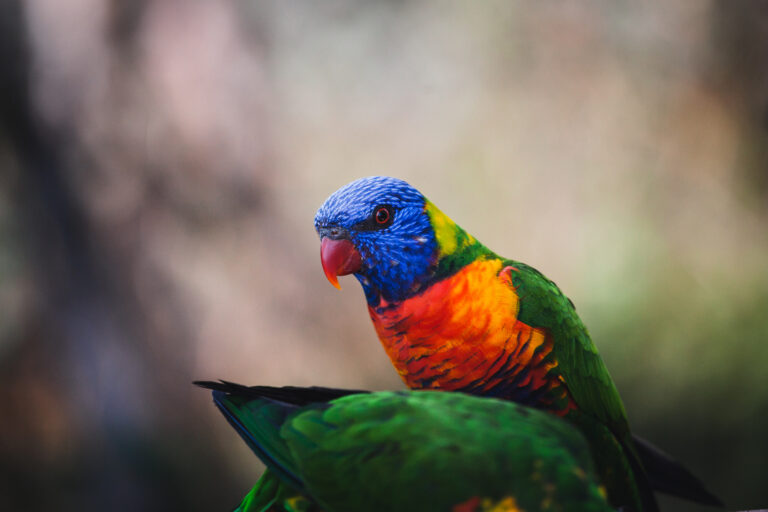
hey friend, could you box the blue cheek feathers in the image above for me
[352,226,438,305]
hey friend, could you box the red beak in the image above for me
[320,238,362,289]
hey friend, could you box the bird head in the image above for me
[314,176,444,304]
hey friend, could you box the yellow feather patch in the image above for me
[424,200,475,256]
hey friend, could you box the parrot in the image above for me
[314,176,722,511]
[196,381,613,512]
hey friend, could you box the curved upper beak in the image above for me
[320,237,362,289]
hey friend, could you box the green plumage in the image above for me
[203,383,611,512]
[500,260,653,509]
[504,261,628,433]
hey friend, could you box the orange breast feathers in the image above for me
[368,259,575,412]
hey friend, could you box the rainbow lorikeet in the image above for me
[197,381,612,512]
[314,177,722,511]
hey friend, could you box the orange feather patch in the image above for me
[369,259,577,415]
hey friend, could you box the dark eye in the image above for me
[375,207,390,224]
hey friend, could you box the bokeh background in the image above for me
[1,1,767,511]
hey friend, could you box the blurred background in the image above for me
[1,1,767,511]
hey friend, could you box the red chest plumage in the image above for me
[368,259,576,413]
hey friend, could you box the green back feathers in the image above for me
[206,384,611,512]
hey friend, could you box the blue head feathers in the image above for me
[314,177,438,304]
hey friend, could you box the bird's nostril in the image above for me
[319,226,348,240]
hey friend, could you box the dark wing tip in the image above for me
[193,380,369,405]
[193,380,250,394]
[634,435,725,508]
[193,380,225,390]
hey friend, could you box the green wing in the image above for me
[505,260,629,435]
[505,261,661,511]
[203,382,611,512]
